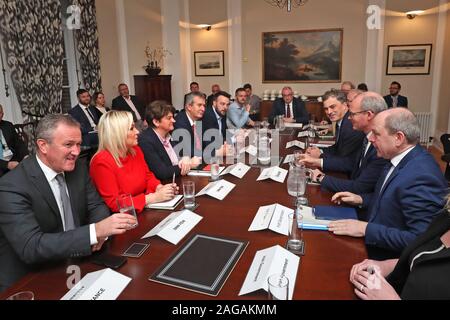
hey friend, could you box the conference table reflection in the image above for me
[0,129,367,300]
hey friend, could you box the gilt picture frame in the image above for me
[386,44,432,75]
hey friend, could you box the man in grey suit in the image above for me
[0,114,136,292]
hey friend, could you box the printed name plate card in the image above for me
[220,162,251,179]
[196,179,236,200]
[141,209,202,245]
[286,140,305,149]
[297,131,309,138]
[283,154,295,164]
[248,204,294,235]
[284,123,303,128]
[256,166,288,183]
[239,245,299,300]
[61,268,131,300]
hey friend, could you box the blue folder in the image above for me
[313,206,358,221]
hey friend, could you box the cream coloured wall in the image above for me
[437,3,450,133]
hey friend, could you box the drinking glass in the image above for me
[287,212,304,255]
[6,291,35,300]
[116,194,138,229]
[267,274,289,300]
[182,181,196,210]
[210,157,220,181]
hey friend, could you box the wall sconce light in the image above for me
[198,24,212,31]
[406,10,424,19]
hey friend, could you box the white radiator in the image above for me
[415,112,432,145]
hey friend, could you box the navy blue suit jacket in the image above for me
[172,110,202,158]
[0,120,28,176]
[321,143,389,194]
[360,145,447,260]
[68,104,99,147]
[111,95,145,122]
[322,111,365,160]
[383,95,408,108]
[138,128,181,181]
[269,98,309,125]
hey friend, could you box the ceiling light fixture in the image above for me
[265,0,308,12]
[406,10,424,19]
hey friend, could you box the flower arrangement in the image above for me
[144,43,171,73]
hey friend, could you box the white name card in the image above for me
[257,166,288,183]
[248,203,294,235]
[283,154,295,164]
[286,140,305,149]
[239,245,299,300]
[284,123,303,128]
[196,179,236,200]
[141,209,202,245]
[220,162,251,179]
[310,143,333,149]
[61,268,131,300]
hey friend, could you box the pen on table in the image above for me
[172,172,175,185]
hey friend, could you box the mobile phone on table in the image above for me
[91,252,127,269]
[122,243,149,258]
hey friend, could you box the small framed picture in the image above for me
[386,44,432,75]
[194,50,225,76]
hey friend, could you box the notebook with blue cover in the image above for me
[313,206,358,221]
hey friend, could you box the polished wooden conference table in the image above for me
[1,129,367,300]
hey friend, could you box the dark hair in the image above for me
[118,83,128,89]
[190,82,199,87]
[243,83,252,90]
[76,88,89,97]
[322,89,347,104]
[145,100,176,128]
[391,81,401,89]
[357,83,368,92]
[213,91,231,101]
[92,91,104,103]
[36,114,80,143]
[235,87,246,96]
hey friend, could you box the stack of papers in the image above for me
[188,165,225,177]
[146,195,183,210]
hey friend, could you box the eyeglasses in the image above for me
[348,110,368,118]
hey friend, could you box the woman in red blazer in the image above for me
[90,110,178,213]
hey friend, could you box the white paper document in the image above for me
[187,166,225,177]
[310,143,333,149]
[248,204,294,235]
[299,205,330,230]
[145,195,183,210]
[286,140,305,149]
[257,166,288,183]
[297,131,309,138]
[220,162,251,179]
[196,179,236,200]
[141,209,202,244]
[61,268,131,300]
[239,245,300,300]
[284,123,303,128]
[243,144,258,156]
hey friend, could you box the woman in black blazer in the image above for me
[138,101,201,180]
[350,203,450,299]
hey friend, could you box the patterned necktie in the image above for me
[358,137,369,167]
[55,174,76,231]
[192,123,201,150]
[285,104,291,118]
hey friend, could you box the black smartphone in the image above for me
[91,253,127,269]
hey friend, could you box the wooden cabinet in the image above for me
[134,75,172,107]
[260,99,326,122]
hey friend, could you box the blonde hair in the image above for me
[94,110,135,167]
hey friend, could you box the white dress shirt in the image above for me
[79,104,96,129]
[36,155,98,245]
[124,96,142,121]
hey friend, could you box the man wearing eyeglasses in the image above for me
[300,89,365,170]
[268,87,309,125]
[383,81,408,108]
[309,92,389,195]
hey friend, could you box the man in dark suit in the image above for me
[68,89,100,147]
[206,84,220,108]
[301,89,365,168]
[0,114,136,292]
[269,86,309,125]
[383,81,408,108]
[329,108,447,260]
[183,81,201,107]
[0,104,28,177]
[310,91,389,194]
[111,83,146,122]
[173,92,206,159]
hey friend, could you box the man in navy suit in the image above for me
[269,86,309,125]
[310,91,389,194]
[172,92,206,159]
[111,83,146,122]
[300,89,365,169]
[68,89,99,147]
[383,81,408,108]
[329,108,447,260]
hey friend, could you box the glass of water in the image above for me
[210,157,220,181]
[182,181,196,210]
[116,194,138,229]
[287,211,304,255]
[267,274,289,300]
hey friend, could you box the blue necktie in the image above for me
[358,138,369,167]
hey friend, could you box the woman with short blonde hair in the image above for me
[90,110,178,213]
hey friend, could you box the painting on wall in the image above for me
[386,44,432,75]
[262,28,343,83]
[194,51,225,76]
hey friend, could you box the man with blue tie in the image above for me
[328,108,447,260]
[68,89,99,147]
[300,89,365,169]
[310,91,389,194]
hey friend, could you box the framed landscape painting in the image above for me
[194,51,225,76]
[262,28,343,83]
[386,44,432,75]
